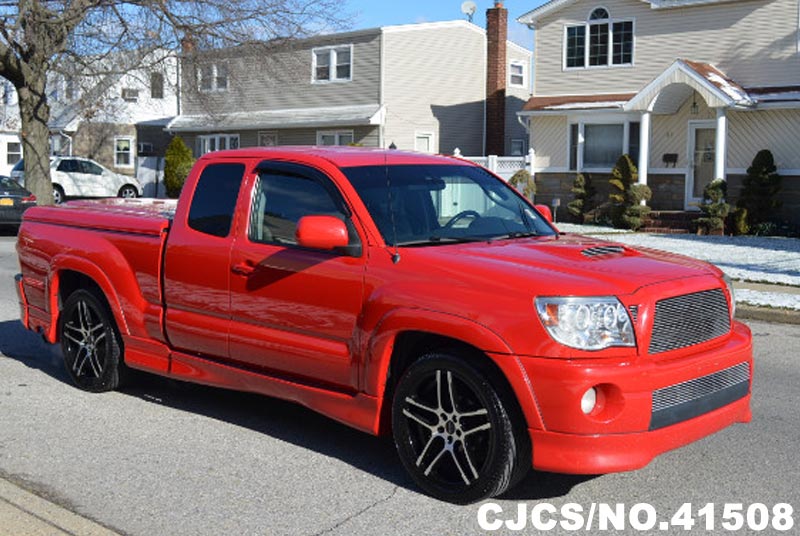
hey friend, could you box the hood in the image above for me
[399,233,719,297]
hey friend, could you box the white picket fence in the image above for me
[453,148,535,181]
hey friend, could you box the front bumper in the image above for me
[494,320,753,474]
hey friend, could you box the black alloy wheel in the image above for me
[59,289,125,392]
[392,352,525,504]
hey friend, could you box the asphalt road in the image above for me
[0,232,798,536]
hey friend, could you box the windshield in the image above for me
[344,164,556,246]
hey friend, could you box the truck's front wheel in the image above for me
[392,352,524,504]
[59,289,125,392]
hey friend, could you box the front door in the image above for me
[687,121,716,209]
[228,163,366,391]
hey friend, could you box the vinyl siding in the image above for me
[382,25,486,155]
[728,109,800,169]
[506,45,534,154]
[530,115,569,169]
[534,0,800,96]
[181,31,381,116]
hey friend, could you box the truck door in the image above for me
[228,162,366,391]
[164,161,248,358]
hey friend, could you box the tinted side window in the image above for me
[249,172,345,246]
[188,163,245,237]
[57,159,79,172]
[80,161,103,175]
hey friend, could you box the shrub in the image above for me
[737,149,781,230]
[509,169,536,201]
[729,207,749,236]
[164,136,195,198]
[567,173,596,223]
[695,179,729,234]
[608,154,651,230]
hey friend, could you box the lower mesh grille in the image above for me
[650,362,750,430]
[649,289,730,354]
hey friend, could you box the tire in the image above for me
[53,185,65,205]
[58,289,125,392]
[118,185,138,199]
[392,352,525,504]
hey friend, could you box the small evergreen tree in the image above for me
[695,179,730,234]
[567,173,596,222]
[164,136,195,199]
[729,207,749,236]
[509,169,536,201]
[608,154,651,230]
[737,149,782,230]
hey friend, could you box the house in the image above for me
[168,4,532,158]
[517,0,800,225]
[0,51,179,181]
[0,80,22,176]
[48,51,179,178]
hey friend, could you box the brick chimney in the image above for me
[485,1,507,156]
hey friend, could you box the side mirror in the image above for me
[296,215,349,251]
[535,204,553,223]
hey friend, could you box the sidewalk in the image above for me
[0,477,119,536]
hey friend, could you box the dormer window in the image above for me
[565,7,633,69]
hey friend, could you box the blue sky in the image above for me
[347,0,549,48]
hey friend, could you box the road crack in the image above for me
[310,485,399,536]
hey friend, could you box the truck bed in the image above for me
[23,198,176,235]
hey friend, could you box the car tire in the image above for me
[392,352,525,504]
[58,289,126,393]
[53,185,65,205]
[118,185,138,199]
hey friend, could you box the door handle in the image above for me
[231,261,256,276]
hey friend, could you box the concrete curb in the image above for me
[735,304,800,325]
[0,477,120,536]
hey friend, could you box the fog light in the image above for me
[581,388,597,415]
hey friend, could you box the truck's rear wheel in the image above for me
[392,352,523,504]
[59,289,124,392]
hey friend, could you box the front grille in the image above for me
[628,305,639,323]
[581,245,625,257]
[650,362,750,430]
[649,289,730,354]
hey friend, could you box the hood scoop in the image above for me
[580,245,626,257]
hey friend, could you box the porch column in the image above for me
[638,111,651,205]
[715,108,727,181]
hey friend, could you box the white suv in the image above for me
[11,157,142,204]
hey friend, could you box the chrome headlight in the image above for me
[535,297,635,351]
[722,273,736,318]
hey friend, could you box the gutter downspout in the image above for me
[57,130,73,156]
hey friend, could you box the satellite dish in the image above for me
[461,0,477,22]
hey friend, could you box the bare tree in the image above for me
[0,0,350,204]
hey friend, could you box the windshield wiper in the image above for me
[395,236,490,247]
[492,231,540,240]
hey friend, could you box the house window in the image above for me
[115,137,134,167]
[138,142,154,155]
[121,88,139,102]
[509,62,525,87]
[199,64,228,92]
[313,46,353,83]
[569,120,640,170]
[510,139,526,156]
[150,72,164,99]
[197,133,240,155]
[258,131,278,146]
[317,130,354,146]
[565,8,633,69]
[6,142,21,165]
[414,133,434,153]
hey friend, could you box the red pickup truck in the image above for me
[15,147,752,504]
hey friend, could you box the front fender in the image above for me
[362,307,512,399]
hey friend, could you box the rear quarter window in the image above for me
[188,163,246,237]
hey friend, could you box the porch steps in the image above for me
[641,211,701,234]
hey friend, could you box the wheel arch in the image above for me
[47,258,130,344]
[363,308,542,436]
